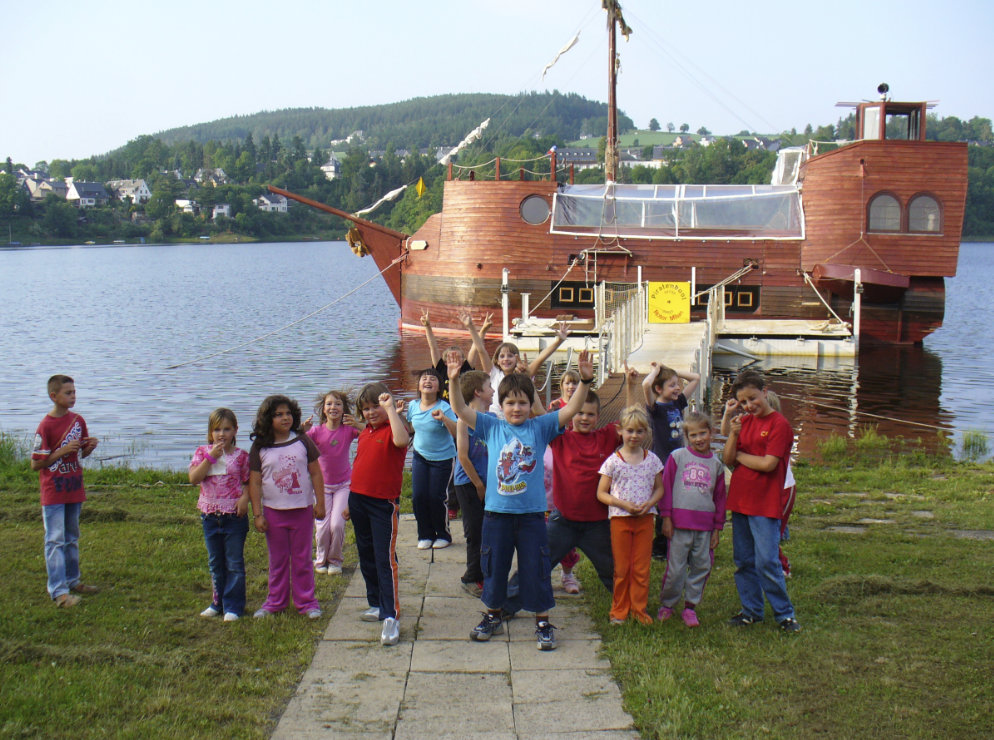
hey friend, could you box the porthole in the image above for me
[520,195,550,225]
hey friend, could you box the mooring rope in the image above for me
[776,391,951,431]
[165,253,406,370]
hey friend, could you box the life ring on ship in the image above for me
[346,227,369,257]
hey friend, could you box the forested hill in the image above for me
[150,92,636,151]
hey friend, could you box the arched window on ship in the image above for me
[867,193,901,232]
[908,194,941,233]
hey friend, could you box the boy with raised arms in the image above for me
[446,349,595,650]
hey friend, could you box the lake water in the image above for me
[1,241,991,468]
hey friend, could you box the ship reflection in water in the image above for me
[383,330,954,459]
[714,346,949,458]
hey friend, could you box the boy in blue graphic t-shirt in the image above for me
[446,349,595,651]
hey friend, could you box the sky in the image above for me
[3,0,993,166]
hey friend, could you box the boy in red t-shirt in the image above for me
[544,369,639,596]
[344,383,410,647]
[30,375,99,607]
[722,371,799,632]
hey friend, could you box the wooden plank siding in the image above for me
[799,140,967,277]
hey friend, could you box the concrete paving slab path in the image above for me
[272,515,641,739]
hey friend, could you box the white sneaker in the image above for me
[327,564,343,575]
[360,607,381,622]
[200,606,220,618]
[432,539,451,549]
[417,539,433,550]
[380,617,400,646]
[306,609,322,620]
[223,612,239,622]
[314,564,329,574]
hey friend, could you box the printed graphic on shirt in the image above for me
[273,453,303,495]
[496,438,537,496]
[44,419,85,475]
[681,458,716,496]
[666,407,683,442]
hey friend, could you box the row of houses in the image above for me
[10,168,287,215]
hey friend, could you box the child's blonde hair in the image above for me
[558,369,580,395]
[314,390,353,424]
[206,407,238,444]
[617,405,652,449]
[766,390,781,412]
[682,410,713,441]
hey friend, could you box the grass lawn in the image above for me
[2,434,992,738]
[0,451,413,739]
[581,439,994,738]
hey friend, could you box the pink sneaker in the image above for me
[561,571,580,594]
[681,608,699,628]
[657,606,674,622]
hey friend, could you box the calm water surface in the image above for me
[1,241,991,468]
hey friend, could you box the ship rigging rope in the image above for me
[801,271,850,327]
[774,392,962,432]
[451,153,551,169]
[164,253,407,370]
[526,257,581,314]
[692,264,755,301]
[821,169,894,272]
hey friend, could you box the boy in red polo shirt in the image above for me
[344,383,410,646]
[722,371,799,632]
[30,375,99,607]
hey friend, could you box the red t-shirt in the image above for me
[726,411,793,518]
[350,422,408,500]
[32,412,89,506]
[549,424,618,521]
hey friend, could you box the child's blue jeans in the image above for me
[43,503,81,599]
[731,512,795,622]
[201,512,249,616]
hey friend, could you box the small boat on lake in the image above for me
[274,4,967,346]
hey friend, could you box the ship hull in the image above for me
[388,138,966,345]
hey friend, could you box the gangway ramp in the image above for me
[626,320,710,384]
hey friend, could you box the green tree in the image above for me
[41,196,79,238]
[71,163,98,181]
[0,173,18,216]
[648,118,660,132]
[666,122,675,132]
[679,123,689,133]
[146,175,180,219]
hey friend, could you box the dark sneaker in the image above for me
[778,617,801,633]
[470,612,503,641]
[728,612,760,627]
[535,620,558,650]
[461,580,483,598]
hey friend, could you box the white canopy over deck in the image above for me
[551,182,804,240]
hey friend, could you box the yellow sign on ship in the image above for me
[648,282,691,324]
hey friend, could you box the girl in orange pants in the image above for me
[596,406,664,624]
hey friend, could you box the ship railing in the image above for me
[595,280,646,385]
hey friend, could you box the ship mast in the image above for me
[603,0,631,183]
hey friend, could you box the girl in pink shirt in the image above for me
[188,408,251,621]
[248,395,325,619]
[307,391,361,575]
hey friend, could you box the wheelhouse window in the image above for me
[908,195,941,232]
[868,193,901,231]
